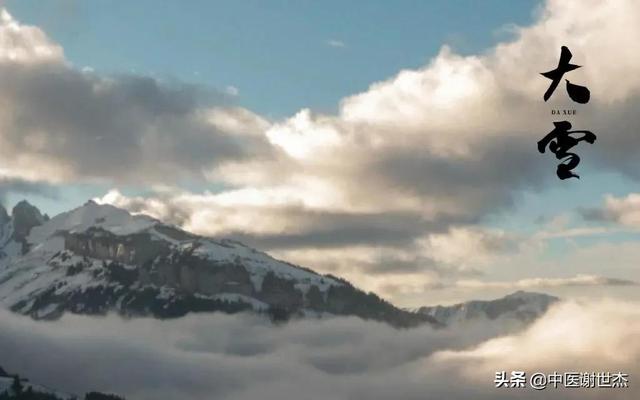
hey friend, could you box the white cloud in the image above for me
[420,226,519,269]
[0,10,62,63]
[436,299,640,391]
[584,193,640,228]
[225,85,239,96]
[265,109,343,160]
[326,39,346,48]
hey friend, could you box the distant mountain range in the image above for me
[413,291,559,326]
[0,200,436,327]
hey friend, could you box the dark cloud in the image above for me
[363,255,438,275]
[224,208,461,250]
[586,95,640,180]
[0,62,274,184]
[110,192,470,251]
[0,177,58,206]
[577,277,638,287]
[578,206,608,222]
[365,134,550,222]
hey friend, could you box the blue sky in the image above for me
[6,0,540,118]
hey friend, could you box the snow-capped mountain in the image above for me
[0,200,434,327]
[414,291,559,326]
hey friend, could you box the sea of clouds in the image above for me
[0,298,638,400]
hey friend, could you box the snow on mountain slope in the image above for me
[18,200,332,294]
[0,200,435,327]
[415,291,559,326]
[28,201,157,243]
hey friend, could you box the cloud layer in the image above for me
[0,299,638,400]
[454,274,638,290]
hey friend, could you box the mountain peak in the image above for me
[504,290,558,301]
[416,291,560,326]
[12,199,38,214]
[11,200,45,242]
[12,199,36,209]
[27,200,159,245]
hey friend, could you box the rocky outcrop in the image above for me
[9,200,46,254]
[258,271,304,311]
[11,201,45,241]
[142,251,255,296]
[0,204,8,226]
[64,228,170,265]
